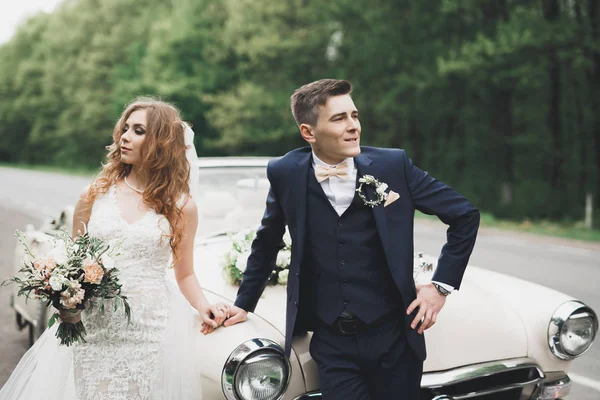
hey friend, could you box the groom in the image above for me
[225,79,480,399]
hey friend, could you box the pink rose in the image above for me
[83,263,104,285]
[44,257,57,271]
[32,257,57,272]
[33,258,45,271]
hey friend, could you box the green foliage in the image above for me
[0,0,599,223]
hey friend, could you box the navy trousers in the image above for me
[309,315,423,400]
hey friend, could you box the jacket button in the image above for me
[337,222,343,227]
[343,300,349,305]
[294,301,298,307]
[339,243,344,247]
[340,260,346,265]
[295,272,299,277]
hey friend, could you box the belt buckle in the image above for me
[338,318,360,335]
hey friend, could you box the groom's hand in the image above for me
[223,305,248,327]
[406,283,447,334]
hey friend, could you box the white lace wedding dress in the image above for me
[0,185,203,400]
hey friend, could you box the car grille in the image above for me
[420,358,544,400]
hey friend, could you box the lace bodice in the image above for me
[73,185,173,399]
[88,184,172,278]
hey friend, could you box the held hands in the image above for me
[406,283,447,335]
[199,303,249,334]
[199,302,231,335]
[223,305,248,327]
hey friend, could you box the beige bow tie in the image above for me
[315,162,350,182]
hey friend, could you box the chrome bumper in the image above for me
[534,372,571,399]
[292,358,572,399]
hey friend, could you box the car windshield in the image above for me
[194,166,269,237]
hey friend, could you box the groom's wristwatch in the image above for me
[432,282,451,297]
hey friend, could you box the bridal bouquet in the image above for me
[2,228,131,346]
[221,227,292,286]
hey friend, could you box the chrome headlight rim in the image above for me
[222,338,291,400]
[548,300,598,360]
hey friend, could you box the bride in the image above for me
[0,98,227,399]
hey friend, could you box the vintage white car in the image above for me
[11,157,598,400]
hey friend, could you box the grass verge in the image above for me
[0,162,97,177]
[416,211,600,242]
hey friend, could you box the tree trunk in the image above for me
[573,0,587,200]
[589,0,600,209]
[491,89,514,205]
[572,73,588,201]
[543,0,562,191]
[407,115,420,163]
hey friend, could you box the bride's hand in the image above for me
[199,302,230,335]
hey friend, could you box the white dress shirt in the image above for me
[312,153,357,216]
[311,152,454,293]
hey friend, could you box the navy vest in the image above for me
[303,167,403,325]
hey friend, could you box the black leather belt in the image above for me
[327,309,397,336]
[330,315,367,336]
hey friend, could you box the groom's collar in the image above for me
[293,147,371,168]
[311,151,355,172]
[354,152,372,168]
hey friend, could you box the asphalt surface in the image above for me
[0,207,37,385]
[0,166,599,398]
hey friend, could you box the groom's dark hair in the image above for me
[290,79,353,126]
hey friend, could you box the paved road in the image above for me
[0,166,92,221]
[0,166,599,398]
[0,207,38,385]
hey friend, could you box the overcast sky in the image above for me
[0,0,63,44]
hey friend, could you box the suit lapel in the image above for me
[293,152,311,265]
[354,153,391,265]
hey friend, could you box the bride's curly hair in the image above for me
[84,97,191,263]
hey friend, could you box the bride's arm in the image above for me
[72,185,92,238]
[56,185,93,322]
[174,197,226,334]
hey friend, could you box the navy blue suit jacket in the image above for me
[234,146,480,359]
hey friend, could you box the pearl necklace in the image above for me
[124,176,144,194]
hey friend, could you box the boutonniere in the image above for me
[356,175,400,208]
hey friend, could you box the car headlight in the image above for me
[548,300,598,360]
[222,338,291,400]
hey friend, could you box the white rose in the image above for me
[246,230,257,242]
[276,250,291,268]
[222,269,236,285]
[229,249,240,264]
[376,183,388,195]
[47,241,68,265]
[277,270,289,285]
[235,251,251,272]
[222,251,231,265]
[49,275,66,291]
[233,229,250,244]
[101,254,115,270]
[282,229,292,247]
